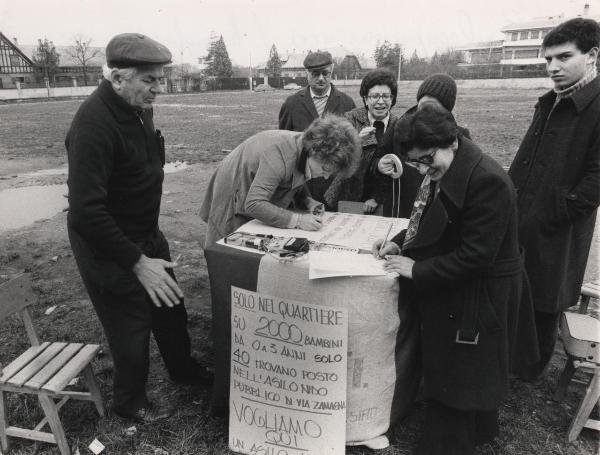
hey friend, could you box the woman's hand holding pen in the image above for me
[297,213,323,231]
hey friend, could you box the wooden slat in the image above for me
[0,382,94,400]
[0,342,50,383]
[43,344,99,393]
[582,281,600,299]
[7,343,67,387]
[20,308,40,346]
[25,343,83,390]
[583,419,600,431]
[34,396,69,431]
[0,274,37,321]
[5,426,56,444]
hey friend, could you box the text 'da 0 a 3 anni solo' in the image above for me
[229,286,348,455]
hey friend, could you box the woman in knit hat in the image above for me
[373,73,471,218]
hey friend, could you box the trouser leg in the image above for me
[534,310,561,376]
[151,295,195,379]
[147,231,195,380]
[417,400,477,455]
[88,282,152,412]
[69,227,152,413]
[475,408,499,444]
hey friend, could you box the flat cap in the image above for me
[106,33,172,68]
[303,51,333,69]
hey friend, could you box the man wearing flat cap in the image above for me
[279,50,356,205]
[66,33,212,424]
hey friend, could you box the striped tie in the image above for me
[313,95,328,117]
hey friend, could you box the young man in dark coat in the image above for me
[66,33,212,423]
[508,18,600,377]
[374,104,528,454]
[278,51,356,205]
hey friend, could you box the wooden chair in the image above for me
[338,200,384,216]
[0,274,104,455]
[553,280,600,442]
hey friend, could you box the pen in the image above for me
[378,223,393,257]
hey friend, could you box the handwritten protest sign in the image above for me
[229,286,348,455]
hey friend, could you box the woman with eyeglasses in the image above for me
[375,73,471,218]
[200,115,361,247]
[372,103,533,454]
[322,69,399,213]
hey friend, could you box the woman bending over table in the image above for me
[200,115,361,246]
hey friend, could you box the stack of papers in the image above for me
[309,251,389,279]
[234,212,408,279]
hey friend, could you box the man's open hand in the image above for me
[133,254,184,307]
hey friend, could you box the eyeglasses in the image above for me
[406,149,438,167]
[310,70,331,78]
[366,93,392,101]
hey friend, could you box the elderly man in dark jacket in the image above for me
[508,18,600,377]
[66,33,212,424]
[279,51,355,206]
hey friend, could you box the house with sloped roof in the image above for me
[0,31,105,88]
[0,32,35,88]
[18,42,105,86]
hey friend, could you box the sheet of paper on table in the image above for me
[309,251,390,279]
[237,212,408,251]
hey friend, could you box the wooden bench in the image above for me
[0,275,104,455]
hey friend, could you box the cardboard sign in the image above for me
[229,286,348,455]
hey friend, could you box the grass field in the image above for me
[0,86,598,455]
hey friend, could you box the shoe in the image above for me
[113,402,172,423]
[171,364,214,387]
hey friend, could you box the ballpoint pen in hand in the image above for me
[378,223,394,257]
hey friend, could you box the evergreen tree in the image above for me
[33,38,60,82]
[204,35,233,78]
[266,44,282,77]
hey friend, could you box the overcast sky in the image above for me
[1,0,598,67]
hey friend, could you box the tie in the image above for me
[373,120,385,144]
[313,95,328,117]
[402,175,434,249]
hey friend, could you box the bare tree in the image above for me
[65,35,101,85]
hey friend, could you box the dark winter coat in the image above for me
[392,138,527,410]
[66,80,165,269]
[278,84,356,132]
[508,76,600,313]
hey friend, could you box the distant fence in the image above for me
[0,84,98,100]
[1,74,555,101]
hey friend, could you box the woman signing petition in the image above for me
[373,103,534,454]
[200,115,361,246]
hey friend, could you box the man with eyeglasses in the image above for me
[279,50,355,205]
[508,18,600,379]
